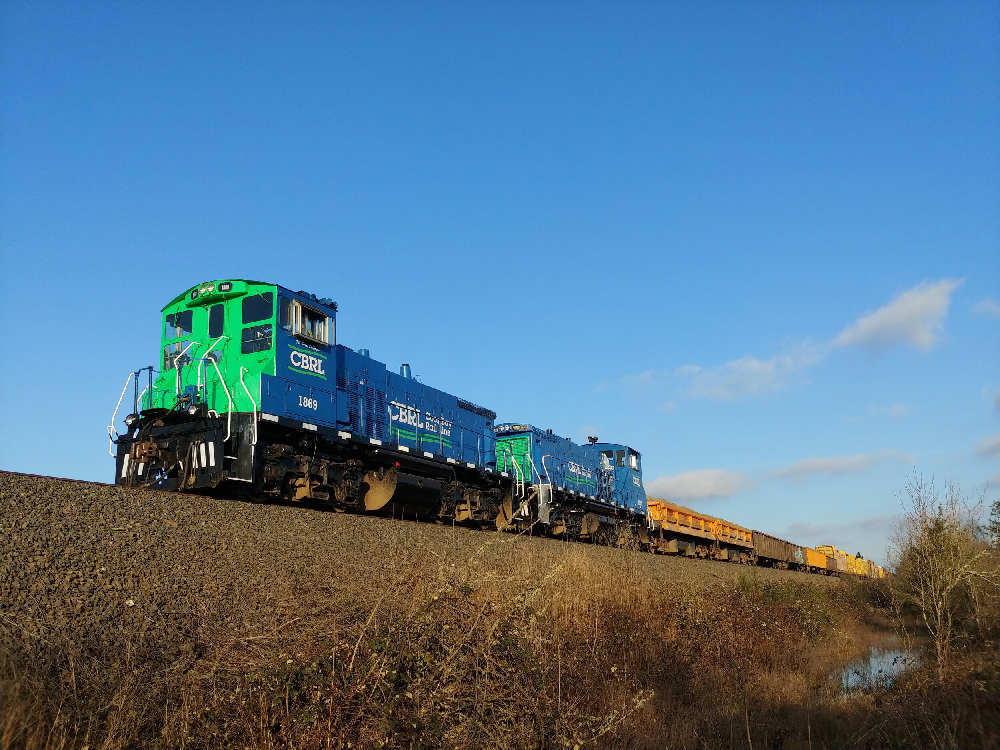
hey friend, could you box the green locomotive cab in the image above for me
[111,280,280,491]
[154,280,276,417]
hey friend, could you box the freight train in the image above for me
[108,279,886,579]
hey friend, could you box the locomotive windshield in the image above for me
[165,310,193,338]
[163,310,194,370]
[163,341,191,370]
[242,293,273,324]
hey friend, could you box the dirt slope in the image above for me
[1,472,842,749]
[1,472,833,645]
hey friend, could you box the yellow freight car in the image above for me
[646,496,754,562]
[816,545,848,575]
[804,547,828,573]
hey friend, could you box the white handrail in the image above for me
[511,450,525,499]
[136,385,149,412]
[173,340,199,396]
[197,335,229,394]
[239,366,258,446]
[206,357,233,441]
[527,455,543,483]
[499,445,525,500]
[107,371,135,457]
[540,454,554,488]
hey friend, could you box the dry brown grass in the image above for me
[2,475,998,749]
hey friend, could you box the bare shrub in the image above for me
[888,473,1000,679]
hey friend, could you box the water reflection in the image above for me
[835,646,918,693]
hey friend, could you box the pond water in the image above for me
[834,646,919,693]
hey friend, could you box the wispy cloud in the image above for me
[973,298,1000,318]
[768,451,911,481]
[976,433,1000,458]
[841,403,914,425]
[788,514,895,541]
[833,279,963,352]
[617,279,963,404]
[886,403,914,419]
[676,340,825,401]
[646,469,751,500]
[620,370,659,389]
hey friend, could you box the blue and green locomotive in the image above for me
[109,279,648,537]
[108,278,885,571]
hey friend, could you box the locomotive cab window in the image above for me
[600,450,614,469]
[241,324,272,354]
[208,304,224,338]
[615,449,626,468]
[242,292,274,324]
[286,299,332,346]
[165,310,193,339]
[163,341,191,370]
[629,450,640,471]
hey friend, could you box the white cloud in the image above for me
[841,403,914,425]
[678,340,825,400]
[616,280,962,405]
[674,364,702,377]
[646,469,751,500]
[621,369,658,388]
[976,433,1000,458]
[887,403,913,418]
[973,298,1000,318]
[834,279,963,352]
[769,451,911,481]
[788,514,895,540]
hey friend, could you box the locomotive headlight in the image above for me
[124,413,139,427]
[187,405,199,416]
[206,284,214,293]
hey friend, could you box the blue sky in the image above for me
[2,1,997,564]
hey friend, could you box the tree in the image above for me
[988,497,1000,549]
[888,473,999,680]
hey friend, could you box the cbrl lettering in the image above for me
[387,400,424,429]
[290,350,326,375]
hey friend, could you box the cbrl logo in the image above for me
[388,400,424,428]
[290,350,326,375]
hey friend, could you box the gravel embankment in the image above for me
[1,472,836,657]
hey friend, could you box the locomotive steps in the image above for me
[3,472,902,750]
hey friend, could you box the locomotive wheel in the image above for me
[363,467,398,511]
[495,496,513,530]
[637,524,650,545]
[579,512,601,539]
